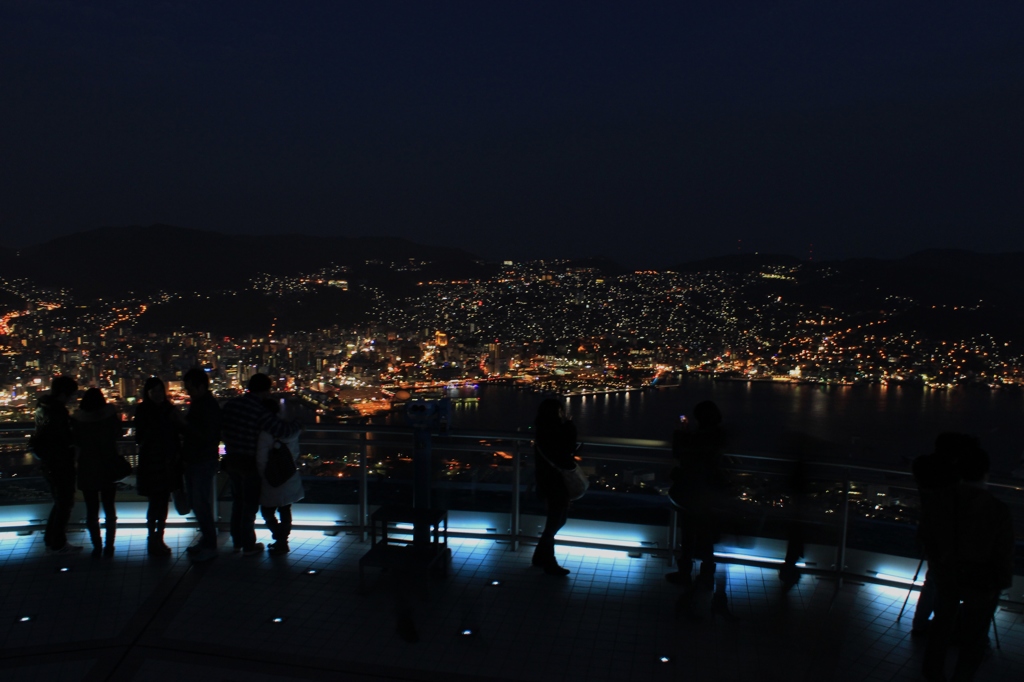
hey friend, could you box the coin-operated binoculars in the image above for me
[404,395,452,548]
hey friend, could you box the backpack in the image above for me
[264,439,297,487]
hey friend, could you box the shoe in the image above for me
[242,543,265,556]
[543,562,570,576]
[532,538,554,567]
[778,564,801,590]
[191,547,218,562]
[268,542,290,555]
[91,546,103,558]
[52,543,83,555]
[103,545,115,558]
[148,538,172,556]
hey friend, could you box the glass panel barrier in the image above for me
[2,423,1022,603]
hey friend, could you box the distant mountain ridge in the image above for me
[3,226,1021,317]
[0,224,486,296]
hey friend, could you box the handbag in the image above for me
[108,453,132,482]
[172,477,191,515]
[264,439,297,488]
[537,446,589,501]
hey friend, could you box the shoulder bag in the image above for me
[537,445,589,501]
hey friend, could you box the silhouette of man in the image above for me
[910,433,964,634]
[922,436,1014,682]
[33,375,82,554]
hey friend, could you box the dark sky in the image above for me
[2,1,1022,266]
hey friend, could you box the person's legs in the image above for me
[780,518,805,589]
[278,504,292,541]
[83,488,101,553]
[232,472,261,551]
[100,483,117,555]
[923,575,960,680]
[228,471,244,549]
[913,568,937,633]
[267,505,292,554]
[666,506,695,585]
[694,508,717,589]
[951,588,1000,681]
[533,497,569,574]
[44,469,76,550]
[261,505,280,541]
[187,460,218,550]
[147,494,172,554]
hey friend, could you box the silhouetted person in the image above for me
[255,398,304,555]
[779,451,808,590]
[33,375,82,554]
[135,377,183,556]
[72,388,124,557]
[222,374,301,556]
[922,437,1014,682]
[667,401,733,619]
[910,433,963,635]
[532,398,577,576]
[181,367,221,562]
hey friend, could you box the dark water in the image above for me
[447,379,1024,474]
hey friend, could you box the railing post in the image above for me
[836,471,851,585]
[511,440,521,551]
[667,507,678,567]
[359,430,369,542]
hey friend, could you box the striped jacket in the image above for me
[221,394,301,469]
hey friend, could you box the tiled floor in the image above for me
[1,526,1021,681]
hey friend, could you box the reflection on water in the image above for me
[450,379,1024,472]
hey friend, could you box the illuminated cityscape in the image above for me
[1,253,1021,429]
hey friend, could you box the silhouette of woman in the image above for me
[532,398,577,576]
[72,388,124,557]
[135,377,183,556]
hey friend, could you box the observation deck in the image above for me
[1,425,1022,681]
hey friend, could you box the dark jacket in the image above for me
[912,452,959,560]
[71,405,124,491]
[670,424,730,508]
[32,394,76,474]
[534,419,577,501]
[134,400,183,496]
[924,482,1015,591]
[181,391,222,465]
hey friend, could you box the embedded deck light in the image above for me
[306,569,319,575]
[489,580,502,586]
[19,616,31,622]
[271,617,285,624]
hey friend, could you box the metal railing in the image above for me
[1,423,1022,600]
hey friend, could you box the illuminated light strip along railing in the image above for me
[1,423,1022,598]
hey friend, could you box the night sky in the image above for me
[2,1,1022,266]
